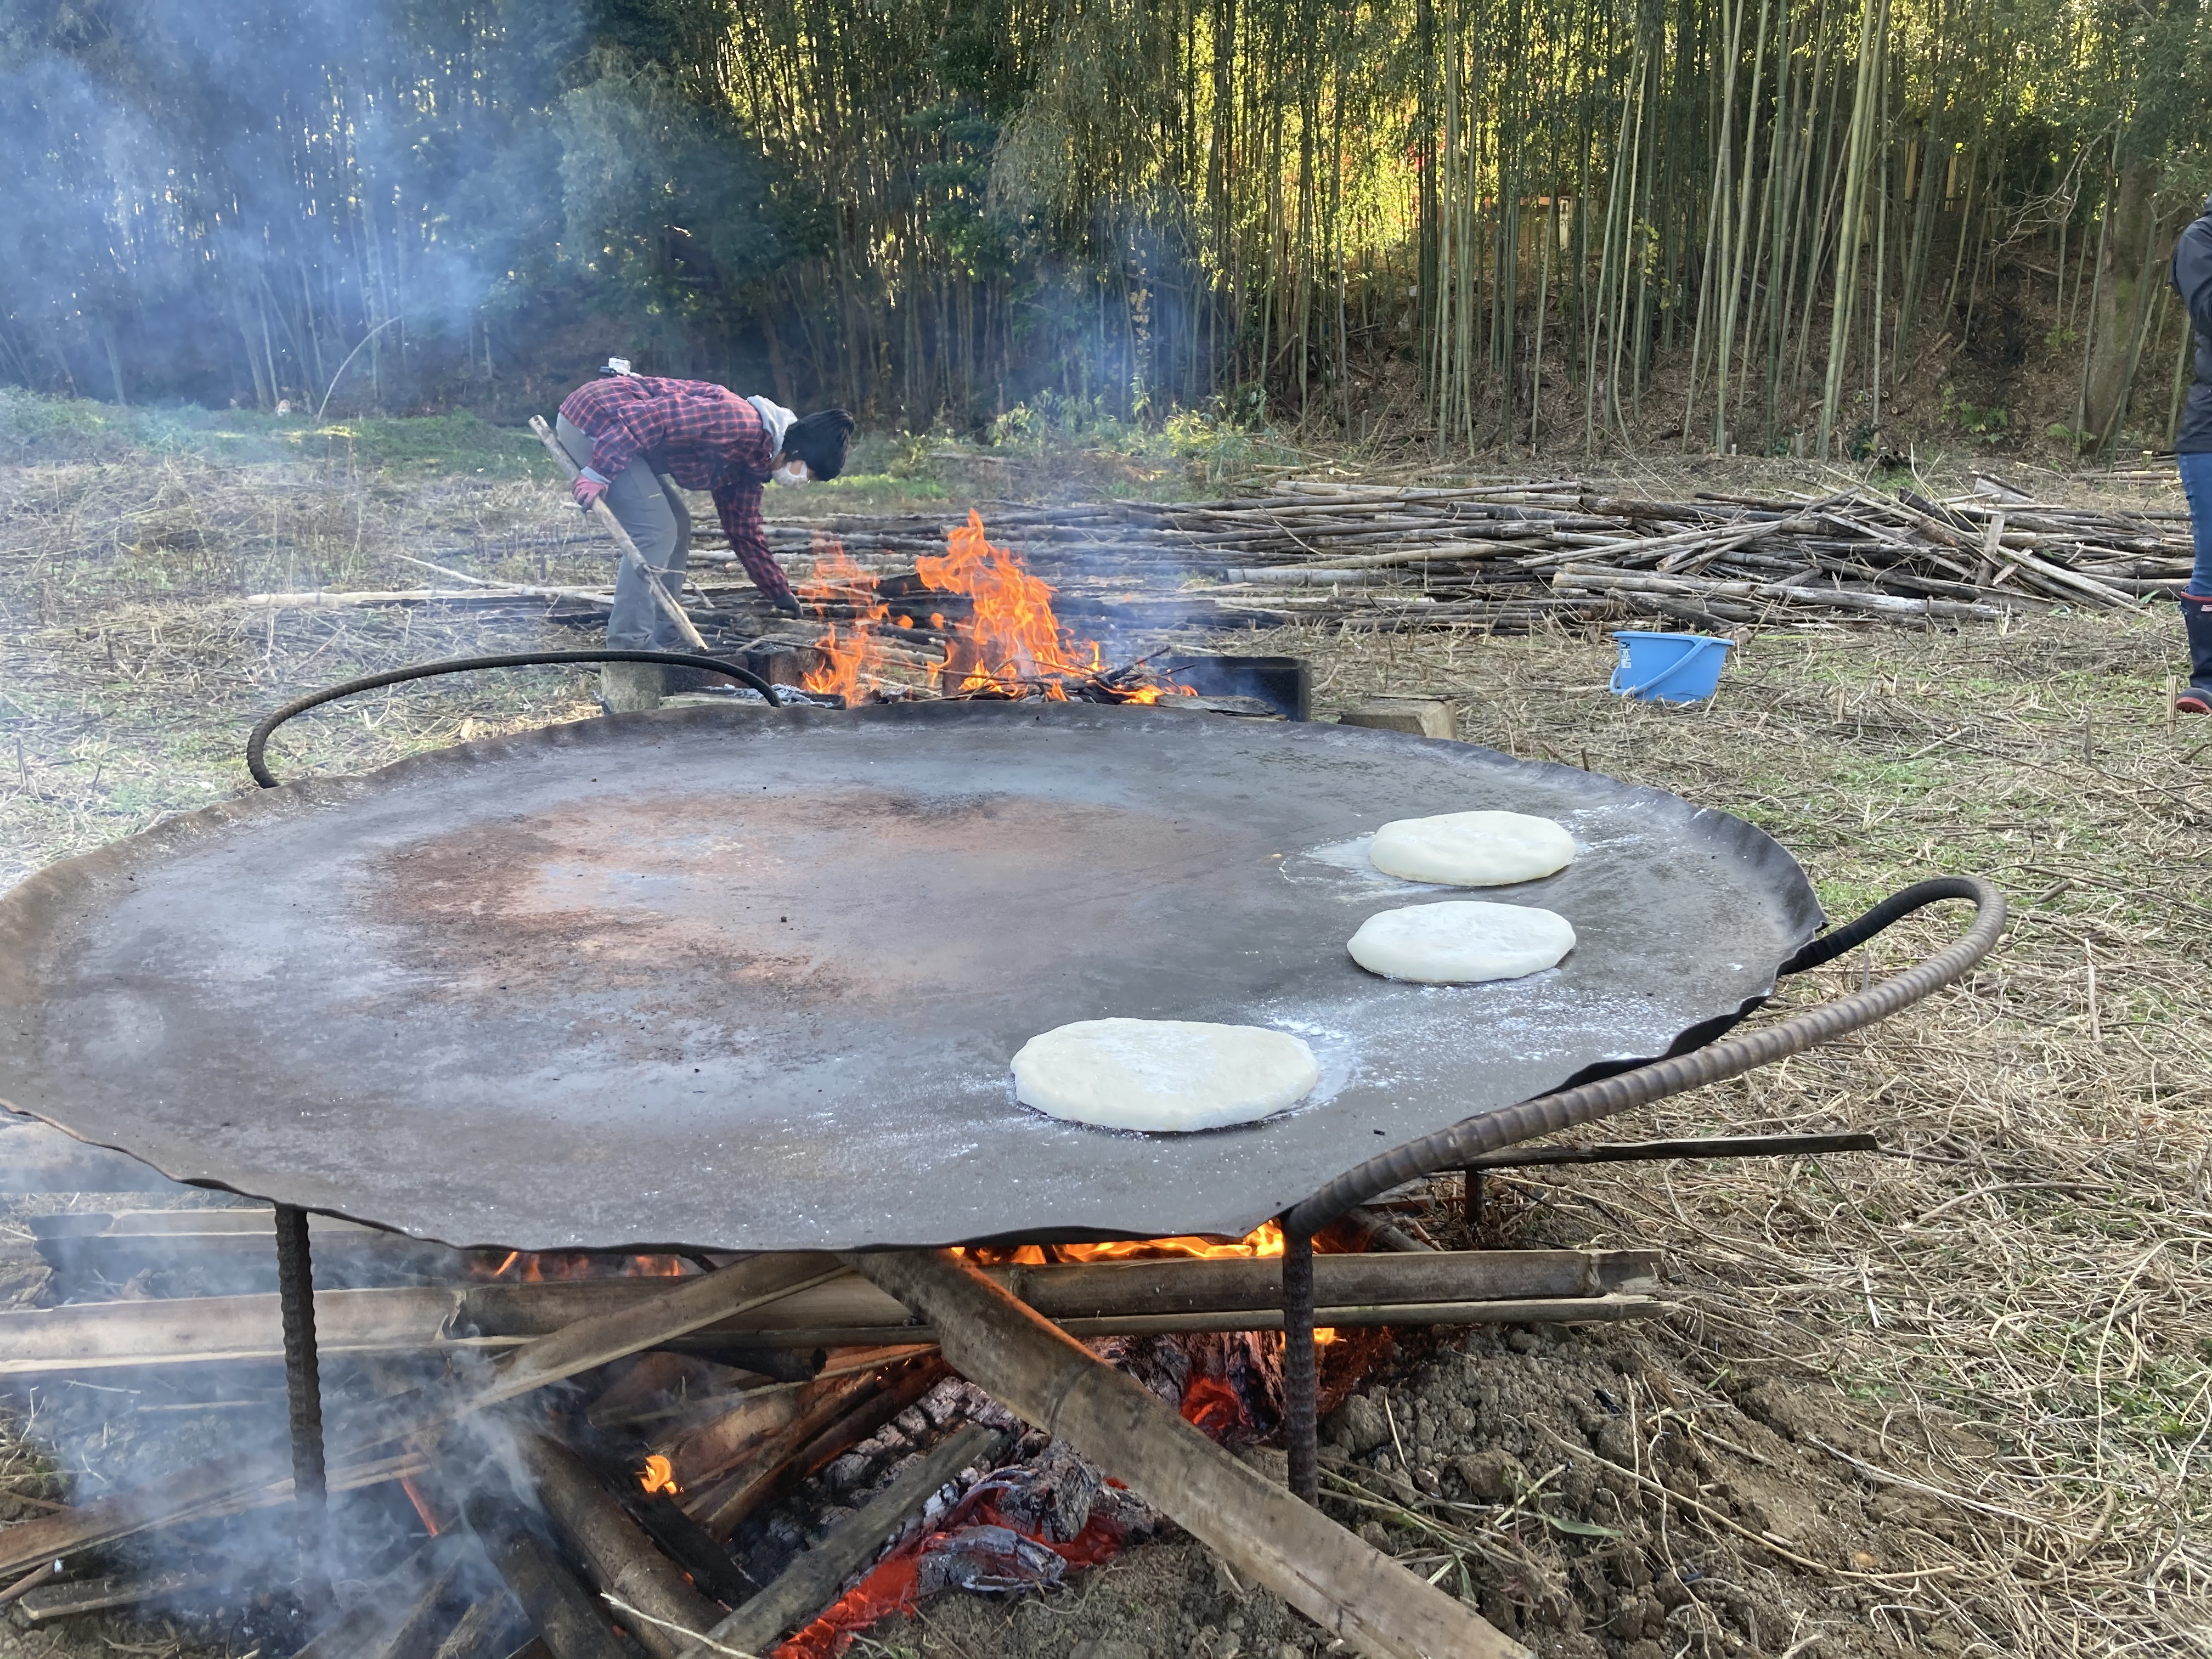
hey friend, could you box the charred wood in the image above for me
[427,1592,530,1659]
[687,1359,946,1542]
[517,1436,725,1659]
[695,1423,997,1658]
[466,1504,631,1659]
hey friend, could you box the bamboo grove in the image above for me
[4,0,2208,454]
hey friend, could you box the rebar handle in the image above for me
[246,648,784,788]
[1279,874,2005,1502]
[1284,875,2004,1237]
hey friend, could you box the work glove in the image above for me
[572,469,610,511]
[771,592,803,618]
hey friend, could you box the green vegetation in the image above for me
[0,391,546,477]
[8,0,2211,456]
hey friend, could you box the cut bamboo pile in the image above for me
[242,472,2193,636]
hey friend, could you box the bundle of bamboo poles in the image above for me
[628,475,2204,635]
[244,473,2193,637]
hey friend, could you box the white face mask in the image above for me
[771,461,809,488]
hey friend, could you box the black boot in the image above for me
[2180,592,2212,714]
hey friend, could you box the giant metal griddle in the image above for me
[0,701,1823,1252]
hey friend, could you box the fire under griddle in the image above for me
[0,701,1822,1252]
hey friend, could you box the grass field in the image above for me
[1,393,2208,1657]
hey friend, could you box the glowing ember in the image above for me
[799,510,1194,706]
[639,1453,679,1496]
[399,1474,442,1534]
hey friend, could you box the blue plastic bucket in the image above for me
[1609,630,1734,703]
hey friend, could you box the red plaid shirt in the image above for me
[557,375,791,605]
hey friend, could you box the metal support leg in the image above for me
[1281,1224,1319,1504]
[1462,1167,1484,1234]
[273,1204,329,1604]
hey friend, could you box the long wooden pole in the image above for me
[843,1248,1528,1659]
[0,1249,1662,1374]
[527,415,710,653]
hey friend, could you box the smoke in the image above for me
[0,0,785,413]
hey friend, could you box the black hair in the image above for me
[782,409,856,481]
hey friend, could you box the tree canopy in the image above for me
[3,0,2208,452]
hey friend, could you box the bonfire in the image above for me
[798,510,1192,706]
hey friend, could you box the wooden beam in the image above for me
[844,1249,1528,1659]
[696,1423,996,1658]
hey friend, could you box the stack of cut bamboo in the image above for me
[713,474,2199,633]
[244,474,2194,636]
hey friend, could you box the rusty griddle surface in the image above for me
[0,702,1822,1251]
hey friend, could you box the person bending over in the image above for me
[2168,198,2212,714]
[556,368,854,705]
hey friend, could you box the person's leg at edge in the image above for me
[2176,451,2212,714]
[557,414,680,712]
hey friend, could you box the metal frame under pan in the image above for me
[0,653,2005,1559]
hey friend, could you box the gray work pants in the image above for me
[555,414,693,650]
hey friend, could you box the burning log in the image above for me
[654,1373,844,1494]
[516,1435,725,1659]
[845,1249,1527,1659]
[687,1358,947,1540]
[0,1448,433,1583]
[695,1422,997,1658]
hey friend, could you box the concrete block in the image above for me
[1338,697,1456,740]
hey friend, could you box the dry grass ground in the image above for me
[1273,611,2212,1656]
[1,408,2207,1657]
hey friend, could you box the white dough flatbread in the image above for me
[1348,901,1576,984]
[1011,1018,1320,1133]
[1368,809,1575,886]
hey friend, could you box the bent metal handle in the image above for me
[246,649,784,788]
[1284,875,2006,1237]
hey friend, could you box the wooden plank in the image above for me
[845,1249,1528,1659]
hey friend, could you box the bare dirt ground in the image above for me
[2,404,2208,1658]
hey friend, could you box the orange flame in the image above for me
[473,1250,689,1282]
[799,511,1195,706]
[639,1453,679,1496]
[1053,1220,1291,1263]
[968,1222,1333,1340]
